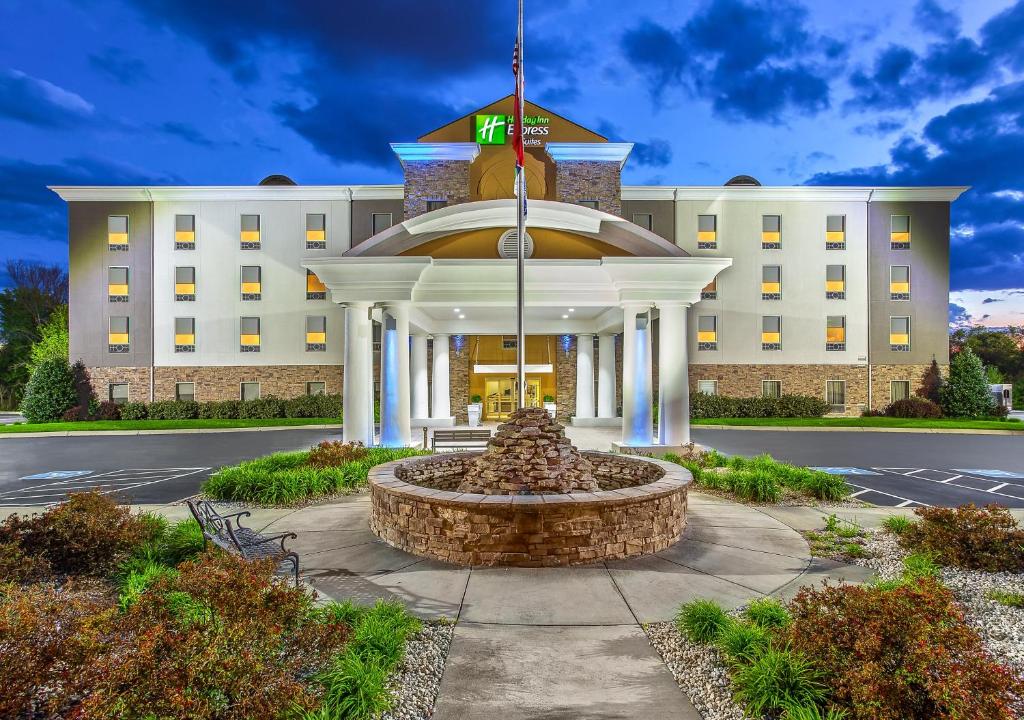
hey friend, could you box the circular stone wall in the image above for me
[367,452,691,567]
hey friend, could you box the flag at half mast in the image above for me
[512,1,526,216]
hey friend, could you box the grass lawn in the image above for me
[692,416,1024,431]
[0,417,338,434]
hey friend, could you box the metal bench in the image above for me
[431,428,492,451]
[186,499,300,586]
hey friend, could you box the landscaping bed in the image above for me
[692,416,1023,431]
[0,492,449,719]
[0,416,339,434]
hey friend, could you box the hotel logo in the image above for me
[475,114,507,145]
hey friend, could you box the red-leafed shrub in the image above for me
[0,491,159,576]
[78,552,349,719]
[0,540,52,583]
[91,401,121,421]
[883,396,943,419]
[784,579,1021,720]
[900,504,1024,572]
[62,404,85,421]
[307,440,367,468]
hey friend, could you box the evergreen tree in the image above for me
[20,357,77,423]
[915,358,943,403]
[939,347,994,418]
[27,304,68,376]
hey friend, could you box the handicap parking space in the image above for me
[0,467,210,507]
[812,466,1024,509]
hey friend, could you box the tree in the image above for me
[916,359,943,403]
[939,347,994,418]
[27,304,68,376]
[20,357,77,423]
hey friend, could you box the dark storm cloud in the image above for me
[0,68,95,129]
[809,80,1024,292]
[157,121,218,148]
[983,297,1003,304]
[619,0,837,122]
[914,0,961,39]
[88,48,151,85]
[949,303,971,327]
[595,120,673,168]
[980,0,1024,71]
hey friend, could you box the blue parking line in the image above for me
[20,470,93,481]
[952,469,1024,479]
[809,467,882,476]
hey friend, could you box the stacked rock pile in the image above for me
[457,407,599,494]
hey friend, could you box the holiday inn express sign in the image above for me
[475,114,551,146]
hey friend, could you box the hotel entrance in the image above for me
[468,335,557,421]
[483,376,542,419]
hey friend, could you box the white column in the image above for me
[411,334,429,420]
[575,334,595,418]
[621,303,653,446]
[431,334,452,420]
[657,302,690,446]
[379,302,412,446]
[343,302,373,446]
[598,334,617,418]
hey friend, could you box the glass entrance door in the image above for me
[483,376,544,419]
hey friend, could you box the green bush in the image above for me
[744,597,791,629]
[198,400,241,419]
[676,599,731,643]
[800,470,850,501]
[157,519,206,565]
[881,515,914,535]
[284,393,343,418]
[733,645,826,717]
[115,401,146,420]
[691,393,830,420]
[238,396,284,419]
[20,357,77,423]
[117,559,179,611]
[728,469,782,503]
[783,704,848,720]
[716,620,770,663]
[940,347,994,418]
[902,552,941,579]
[146,400,199,420]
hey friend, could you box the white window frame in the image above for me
[240,381,261,402]
[108,382,130,404]
[697,379,718,395]
[306,381,327,396]
[175,382,196,402]
[890,379,911,403]
[762,380,782,399]
[825,379,847,412]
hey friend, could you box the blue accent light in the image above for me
[378,320,402,447]
[390,142,480,162]
[453,334,465,354]
[626,322,652,446]
[560,334,572,354]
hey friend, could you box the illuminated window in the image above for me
[108,266,129,302]
[761,315,781,350]
[890,215,910,249]
[306,269,326,300]
[240,214,260,249]
[762,380,782,398]
[174,317,195,352]
[108,316,129,352]
[371,212,393,235]
[240,382,260,401]
[306,316,326,352]
[632,213,653,231]
[826,265,846,299]
[240,316,260,352]
[697,380,718,395]
[175,215,195,249]
[826,315,846,351]
[891,380,910,402]
[890,265,910,300]
[826,380,846,412]
[109,383,129,404]
[762,215,781,249]
[306,381,326,396]
[697,315,718,350]
[241,265,262,300]
[306,213,326,249]
[701,276,717,300]
[108,215,128,250]
[697,215,717,248]
[175,382,195,402]
[890,316,910,351]
[175,266,195,301]
[826,215,845,249]
[761,266,781,300]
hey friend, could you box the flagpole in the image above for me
[515,0,526,410]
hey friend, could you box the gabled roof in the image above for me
[418,95,607,143]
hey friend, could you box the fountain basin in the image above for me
[368,452,691,567]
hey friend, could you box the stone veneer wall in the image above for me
[450,336,470,423]
[86,367,152,403]
[554,336,576,422]
[152,365,343,402]
[552,160,622,217]
[370,452,688,567]
[402,160,472,219]
[870,363,946,409]
[689,364,869,416]
[615,335,623,414]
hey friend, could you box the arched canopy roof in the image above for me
[344,199,689,258]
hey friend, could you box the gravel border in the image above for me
[382,620,455,720]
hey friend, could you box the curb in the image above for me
[0,423,340,439]
[693,424,1024,436]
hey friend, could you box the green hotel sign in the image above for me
[474,114,552,146]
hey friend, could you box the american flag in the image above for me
[512,0,526,214]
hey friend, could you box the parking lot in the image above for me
[0,467,211,507]
[807,466,1024,508]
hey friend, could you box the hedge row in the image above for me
[113,394,343,421]
[691,393,831,419]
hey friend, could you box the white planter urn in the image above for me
[543,402,557,417]
[467,403,482,427]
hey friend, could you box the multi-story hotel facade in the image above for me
[53,96,966,447]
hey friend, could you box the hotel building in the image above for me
[52,96,966,447]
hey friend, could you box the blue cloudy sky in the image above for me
[0,0,1022,327]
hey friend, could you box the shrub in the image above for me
[783,704,849,720]
[784,579,1021,719]
[676,599,731,643]
[732,645,826,717]
[902,552,941,579]
[728,469,782,503]
[147,399,199,420]
[744,597,791,629]
[20,356,77,423]
[62,404,85,421]
[117,559,179,611]
[91,400,121,420]
[285,393,343,418]
[883,396,943,418]
[198,399,241,419]
[900,504,1024,572]
[0,491,159,576]
[800,470,849,501]
[916,359,943,403]
[0,539,51,583]
[716,620,770,663]
[308,441,368,467]
[119,401,147,420]
[881,515,914,535]
[940,347,994,418]
[239,396,284,419]
[157,518,206,565]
